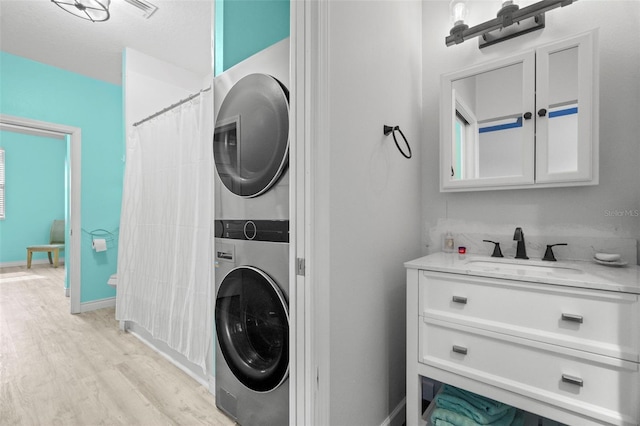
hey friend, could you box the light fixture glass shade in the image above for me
[51,0,111,22]
[450,0,469,26]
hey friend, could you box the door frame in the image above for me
[289,0,310,423]
[289,0,331,424]
[0,114,82,314]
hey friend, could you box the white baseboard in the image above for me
[0,259,65,268]
[79,297,116,313]
[125,322,209,389]
[380,397,406,426]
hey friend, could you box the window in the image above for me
[0,148,4,219]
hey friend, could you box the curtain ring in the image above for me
[383,125,412,159]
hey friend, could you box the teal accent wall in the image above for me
[0,51,123,303]
[215,0,290,75]
[0,131,65,262]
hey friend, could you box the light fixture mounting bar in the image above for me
[479,14,545,49]
[445,0,577,48]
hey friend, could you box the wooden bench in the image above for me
[26,244,65,268]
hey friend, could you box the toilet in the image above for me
[107,274,117,288]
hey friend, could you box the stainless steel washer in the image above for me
[214,219,289,426]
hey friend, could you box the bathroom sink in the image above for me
[464,258,583,275]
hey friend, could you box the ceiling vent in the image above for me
[122,0,158,19]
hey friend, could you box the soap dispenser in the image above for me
[443,232,455,253]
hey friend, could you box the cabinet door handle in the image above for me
[561,313,583,324]
[452,345,468,355]
[562,374,584,387]
[538,108,547,117]
[452,296,467,304]
[523,112,532,120]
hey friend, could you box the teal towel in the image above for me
[431,406,516,426]
[438,385,511,417]
[431,407,521,426]
[433,385,520,425]
[511,409,525,426]
[431,407,484,426]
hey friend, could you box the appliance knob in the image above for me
[214,220,224,238]
[243,221,257,240]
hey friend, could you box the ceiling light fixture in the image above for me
[446,0,578,49]
[51,0,111,22]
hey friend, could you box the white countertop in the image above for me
[405,252,640,294]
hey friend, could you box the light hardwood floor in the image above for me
[0,265,236,426]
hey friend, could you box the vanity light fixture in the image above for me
[51,0,111,22]
[446,0,578,49]
[449,0,470,45]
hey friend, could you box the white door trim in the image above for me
[290,1,331,424]
[0,114,82,314]
[289,0,308,423]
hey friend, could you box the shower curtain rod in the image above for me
[132,86,212,127]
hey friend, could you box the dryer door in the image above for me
[213,73,289,198]
[215,266,289,392]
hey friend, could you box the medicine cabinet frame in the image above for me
[440,30,599,192]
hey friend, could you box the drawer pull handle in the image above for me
[561,313,583,324]
[562,374,584,387]
[452,296,467,304]
[452,345,468,355]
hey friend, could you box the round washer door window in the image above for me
[213,73,289,198]
[215,266,289,392]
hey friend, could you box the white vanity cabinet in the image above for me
[406,254,640,426]
[440,30,598,192]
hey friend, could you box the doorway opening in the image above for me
[0,114,82,314]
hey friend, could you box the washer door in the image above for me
[213,73,289,198]
[215,266,289,392]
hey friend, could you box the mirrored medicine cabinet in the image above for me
[440,30,599,192]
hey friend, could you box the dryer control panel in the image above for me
[215,220,289,243]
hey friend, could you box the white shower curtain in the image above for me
[116,90,213,372]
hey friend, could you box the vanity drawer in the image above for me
[419,319,640,426]
[419,272,640,362]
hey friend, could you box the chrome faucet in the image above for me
[513,227,529,259]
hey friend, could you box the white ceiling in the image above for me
[0,0,213,85]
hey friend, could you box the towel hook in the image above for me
[383,125,412,159]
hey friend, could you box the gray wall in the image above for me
[421,1,640,262]
[319,1,423,425]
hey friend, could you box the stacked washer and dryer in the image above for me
[213,38,290,426]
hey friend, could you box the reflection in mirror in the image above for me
[546,46,579,174]
[451,61,526,181]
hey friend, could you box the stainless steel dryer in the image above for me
[214,219,289,426]
[213,38,290,220]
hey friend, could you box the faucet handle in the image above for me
[513,227,524,240]
[543,243,568,261]
[483,240,504,258]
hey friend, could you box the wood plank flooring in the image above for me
[0,265,236,426]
